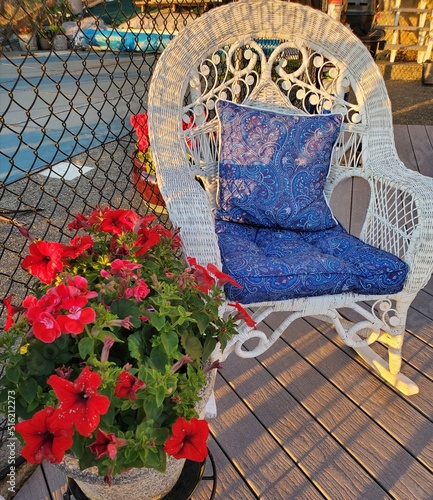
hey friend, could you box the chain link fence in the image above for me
[0,0,234,472]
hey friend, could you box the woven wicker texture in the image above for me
[148,0,433,396]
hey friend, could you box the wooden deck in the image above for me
[10,124,433,500]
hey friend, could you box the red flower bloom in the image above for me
[30,311,62,343]
[206,263,241,289]
[48,366,110,436]
[100,209,139,235]
[110,259,142,277]
[88,429,127,460]
[187,257,215,293]
[125,279,150,301]
[62,235,93,259]
[134,226,161,256]
[65,276,98,300]
[67,213,89,230]
[56,296,96,334]
[22,240,65,284]
[164,417,209,462]
[130,113,150,153]
[114,371,145,400]
[3,294,20,331]
[228,301,257,328]
[15,406,73,464]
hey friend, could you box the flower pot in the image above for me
[18,33,37,52]
[52,34,68,51]
[131,156,167,214]
[38,36,52,50]
[58,454,186,500]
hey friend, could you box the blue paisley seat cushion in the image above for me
[215,100,342,231]
[215,220,409,304]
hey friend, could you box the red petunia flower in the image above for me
[114,371,145,400]
[164,417,209,462]
[130,113,150,153]
[100,209,140,235]
[110,259,142,277]
[22,240,66,284]
[15,406,73,464]
[67,213,89,231]
[206,263,241,289]
[48,366,110,436]
[187,257,215,293]
[228,301,257,328]
[134,226,161,256]
[62,235,94,259]
[55,296,96,334]
[3,294,20,331]
[88,429,127,460]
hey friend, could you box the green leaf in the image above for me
[202,336,217,364]
[149,313,166,332]
[155,385,166,407]
[145,448,163,469]
[153,428,170,446]
[78,337,95,360]
[6,366,21,384]
[180,332,203,361]
[161,330,178,357]
[194,312,210,334]
[19,378,38,404]
[128,332,146,363]
[70,432,88,460]
[143,398,163,421]
[150,345,169,372]
[111,299,142,328]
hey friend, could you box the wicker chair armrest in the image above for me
[364,156,433,294]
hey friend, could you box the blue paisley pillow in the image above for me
[215,100,342,231]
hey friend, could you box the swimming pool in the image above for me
[83,29,174,52]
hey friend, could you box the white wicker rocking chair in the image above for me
[148,0,433,396]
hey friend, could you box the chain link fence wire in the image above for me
[0,0,234,464]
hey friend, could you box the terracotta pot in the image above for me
[131,156,167,214]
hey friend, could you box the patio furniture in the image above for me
[148,0,433,396]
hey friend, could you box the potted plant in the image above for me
[0,207,253,499]
[129,113,195,214]
[38,25,67,50]
[17,25,38,52]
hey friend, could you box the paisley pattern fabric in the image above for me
[215,220,409,304]
[215,100,342,231]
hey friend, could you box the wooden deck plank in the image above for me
[394,125,418,172]
[218,352,392,499]
[41,462,68,500]
[13,466,51,500]
[294,317,433,471]
[304,305,433,417]
[407,125,433,178]
[193,435,258,499]
[256,322,433,499]
[209,374,324,499]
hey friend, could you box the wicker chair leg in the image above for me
[354,343,419,396]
